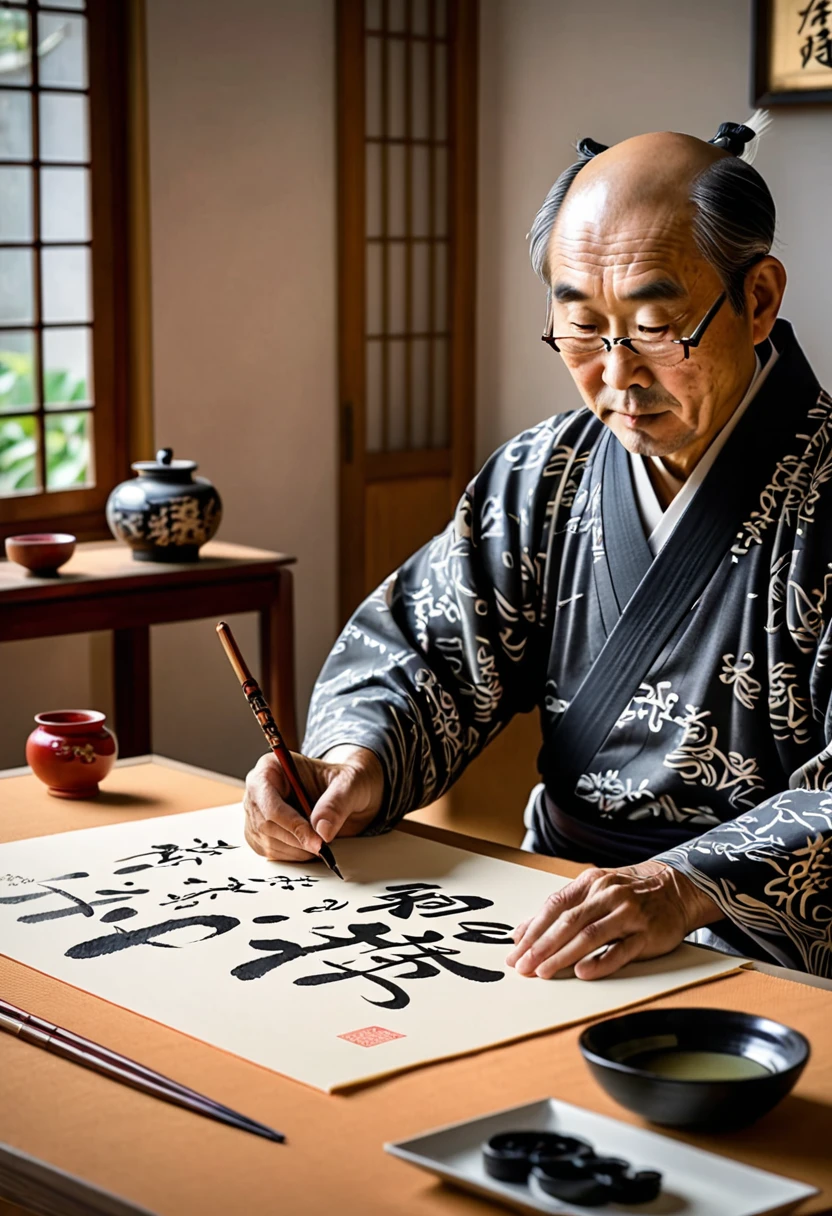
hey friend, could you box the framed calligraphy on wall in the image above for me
[753,0,832,103]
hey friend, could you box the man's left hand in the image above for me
[505,861,721,981]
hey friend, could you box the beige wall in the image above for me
[145,0,338,777]
[477,0,832,463]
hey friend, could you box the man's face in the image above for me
[546,184,756,465]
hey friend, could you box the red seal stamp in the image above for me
[338,1026,406,1048]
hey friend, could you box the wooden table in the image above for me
[1,759,831,1216]
[0,541,298,755]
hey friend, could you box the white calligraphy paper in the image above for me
[0,806,742,1092]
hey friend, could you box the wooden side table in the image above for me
[0,541,297,756]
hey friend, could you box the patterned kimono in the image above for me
[304,320,832,975]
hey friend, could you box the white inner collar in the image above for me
[629,342,779,556]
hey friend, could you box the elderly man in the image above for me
[245,117,832,979]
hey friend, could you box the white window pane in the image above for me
[39,92,88,162]
[43,325,92,408]
[365,0,382,30]
[366,340,382,452]
[387,36,405,139]
[366,142,381,238]
[0,249,34,324]
[40,0,86,9]
[411,337,429,447]
[412,0,429,36]
[0,330,37,414]
[388,0,406,32]
[412,145,429,237]
[434,146,447,236]
[388,339,406,449]
[387,143,405,236]
[0,90,32,160]
[46,410,93,491]
[0,167,32,241]
[38,13,87,89]
[0,10,31,86]
[388,242,406,334]
[432,336,448,446]
[411,40,429,140]
[0,413,40,495]
[42,246,91,322]
[434,240,447,330]
[412,242,429,332]
[41,167,90,241]
[365,33,381,139]
[366,242,382,335]
[434,43,447,138]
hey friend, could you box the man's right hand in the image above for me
[243,744,385,862]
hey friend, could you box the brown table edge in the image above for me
[0,554,297,607]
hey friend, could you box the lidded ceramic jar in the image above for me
[106,447,222,562]
[26,711,118,800]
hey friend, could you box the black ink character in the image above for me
[113,838,238,875]
[65,915,241,959]
[232,918,505,1009]
[0,874,149,924]
[452,920,516,944]
[303,898,349,913]
[230,916,369,980]
[249,875,319,891]
[158,876,257,910]
[0,871,88,902]
[295,928,506,1009]
[356,881,494,920]
[799,0,832,69]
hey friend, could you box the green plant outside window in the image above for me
[0,350,90,494]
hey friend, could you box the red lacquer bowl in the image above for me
[26,711,118,800]
[5,532,76,576]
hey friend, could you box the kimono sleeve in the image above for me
[302,417,576,833]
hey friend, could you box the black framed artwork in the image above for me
[753,0,832,103]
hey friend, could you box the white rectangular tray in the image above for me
[385,1097,818,1216]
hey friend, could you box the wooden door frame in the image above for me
[335,0,478,624]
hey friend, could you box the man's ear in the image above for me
[747,256,786,344]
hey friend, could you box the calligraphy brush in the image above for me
[0,1009,284,1143]
[216,620,344,880]
[0,997,278,1141]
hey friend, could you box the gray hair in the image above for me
[529,114,776,315]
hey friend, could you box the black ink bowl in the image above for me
[579,1007,809,1131]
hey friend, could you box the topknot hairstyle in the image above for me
[528,111,775,315]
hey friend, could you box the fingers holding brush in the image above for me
[243,747,384,864]
[244,753,324,860]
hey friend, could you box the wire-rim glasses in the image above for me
[541,291,727,367]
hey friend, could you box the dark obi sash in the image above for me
[531,787,697,868]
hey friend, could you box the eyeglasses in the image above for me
[541,291,727,367]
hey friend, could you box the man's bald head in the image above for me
[559,131,725,222]
[529,124,775,314]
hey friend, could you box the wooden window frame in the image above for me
[0,0,137,544]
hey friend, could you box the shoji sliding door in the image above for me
[337,0,478,619]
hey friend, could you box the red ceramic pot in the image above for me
[26,711,118,799]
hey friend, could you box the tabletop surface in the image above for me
[1,760,831,1216]
[0,541,294,602]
